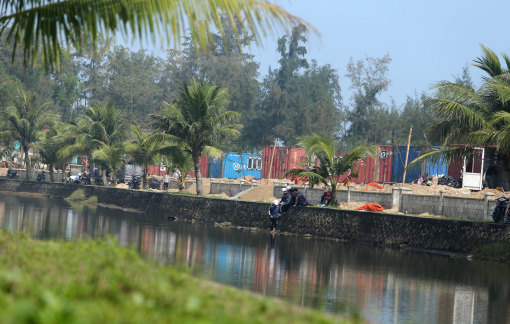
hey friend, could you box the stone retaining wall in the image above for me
[209,181,254,197]
[274,184,496,221]
[0,179,508,253]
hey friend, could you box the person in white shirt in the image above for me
[163,173,171,190]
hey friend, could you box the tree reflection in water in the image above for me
[0,192,509,324]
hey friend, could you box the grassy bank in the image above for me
[0,232,352,324]
[472,242,510,262]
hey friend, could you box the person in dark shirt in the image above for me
[268,200,281,232]
[320,188,330,206]
[280,187,289,205]
[280,188,296,215]
[486,165,497,188]
[294,190,309,207]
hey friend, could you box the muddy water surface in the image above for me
[0,192,509,324]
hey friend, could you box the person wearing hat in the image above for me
[280,186,296,215]
[280,187,290,206]
[268,199,281,232]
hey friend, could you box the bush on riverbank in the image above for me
[0,232,352,324]
[472,242,510,262]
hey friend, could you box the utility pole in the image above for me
[402,126,413,185]
[268,138,277,180]
[371,123,377,145]
[290,128,293,148]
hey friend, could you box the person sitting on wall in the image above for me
[293,189,310,207]
[73,175,80,184]
[280,186,290,206]
[268,200,281,232]
[320,187,330,207]
[280,188,296,215]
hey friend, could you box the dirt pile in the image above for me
[115,183,129,189]
[238,183,276,202]
[185,178,211,195]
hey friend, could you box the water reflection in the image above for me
[0,192,509,323]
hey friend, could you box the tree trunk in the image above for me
[178,174,185,191]
[102,168,107,186]
[193,153,203,195]
[61,162,66,183]
[143,165,148,189]
[23,146,30,180]
[88,155,93,175]
[49,164,54,182]
[112,169,117,186]
[329,181,338,206]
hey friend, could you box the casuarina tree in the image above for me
[151,80,242,195]
[284,134,375,206]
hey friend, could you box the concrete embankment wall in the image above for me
[273,184,496,221]
[1,179,508,253]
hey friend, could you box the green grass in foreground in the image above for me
[472,242,510,262]
[0,232,352,324]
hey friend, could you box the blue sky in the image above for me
[125,0,510,107]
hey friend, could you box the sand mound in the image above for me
[238,183,276,202]
[116,183,129,189]
[185,178,211,195]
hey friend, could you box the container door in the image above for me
[462,148,484,190]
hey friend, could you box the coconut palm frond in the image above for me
[0,0,314,71]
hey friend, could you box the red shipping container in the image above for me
[261,146,308,179]
[262,146,288,179]
[188,155,209,178]
[261,145,392,184]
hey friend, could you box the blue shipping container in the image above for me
[391,146,422,183]
[209,157,222,178]
[221,153,262,179]
[422,147,448,177]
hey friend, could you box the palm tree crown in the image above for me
[0,0,311,70]
[0,91,55,178]
[409,45,510,180]
[151,80,242,195]
[125,125,174,188]
[285,134,375,206]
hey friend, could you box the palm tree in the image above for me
[162,149,194,191]
[0,91,55,179]
[92,142,127,186]
[408,45,510,181]
[0,0,310,70]
[125,126,174,189]
[151,80,242,195]
[284,134,375,206]
[61,102,128,178]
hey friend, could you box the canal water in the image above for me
[0,192,509,324]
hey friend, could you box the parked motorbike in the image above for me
[7,169,19,179]
[92,175,104,186]
[491,196,510,223]
[149,177,161,189]
[129,176,142,190]
[36,170,46,182]
[79,173,89,185]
